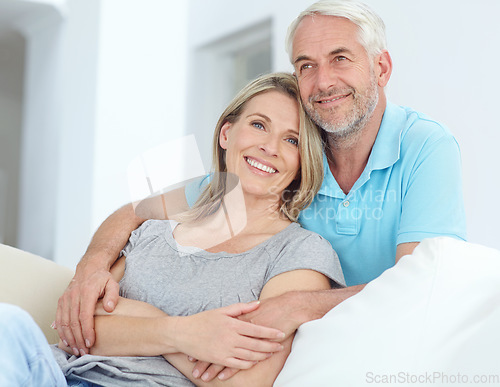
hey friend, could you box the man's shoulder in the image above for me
[393,103,455,143]
[383,103,457,153]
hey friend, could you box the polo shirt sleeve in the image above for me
[184,175,210,207]
[397,129,467,245]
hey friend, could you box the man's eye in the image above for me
[286,138,299,146]
[300,63,313,71]
[252,122,265,130]
[335,56,347,62]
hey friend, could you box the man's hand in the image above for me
[55,264,119,356]
[188,358,240,382]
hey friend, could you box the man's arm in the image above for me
[193,283,363,382]
[242,285,363,338]
[193,242,419,382]
[55,203,144,356]
[55,186,191,356]
[396,242,419,263]
[55,183,193,354]
[240,241,418,338]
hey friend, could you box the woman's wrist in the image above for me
[160,315,184,354]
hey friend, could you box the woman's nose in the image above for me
[259,135,279,157]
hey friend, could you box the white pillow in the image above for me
[276,237,500,386]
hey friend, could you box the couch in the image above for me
[0,243,74,344]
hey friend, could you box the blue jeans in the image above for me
[0,303,99,387]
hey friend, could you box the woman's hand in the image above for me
[169,302,285,369]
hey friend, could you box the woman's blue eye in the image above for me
[252,122,264,130]
[286,138,299,146]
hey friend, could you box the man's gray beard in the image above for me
[305,76,379,144]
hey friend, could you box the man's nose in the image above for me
[316,64,337,92]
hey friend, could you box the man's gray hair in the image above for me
[285,0,387,62]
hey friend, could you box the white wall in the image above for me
[369,0,500,249]
[1,0,189,268]
[0,31,24,247]
[14,2,67,260]
[54,0,190,268]
[189,0,500,250]
[0,0,99,264]
[51,0,101,267]
[91,0,189,234]
[3,0,499,267]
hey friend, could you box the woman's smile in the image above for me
[244,156,278,174]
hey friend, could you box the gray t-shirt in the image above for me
[53,220,344,386]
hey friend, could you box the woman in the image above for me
[2,73,344,386]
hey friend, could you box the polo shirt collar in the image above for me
[367,101,404,171]
[318,152,345,198]
[317,102,404,198]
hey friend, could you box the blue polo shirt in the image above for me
[299,102,466,285]
[185,102,467,287]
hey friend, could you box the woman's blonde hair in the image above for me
[184,72,324,222]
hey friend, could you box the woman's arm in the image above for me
[59,268,329,387]
[58,271,285,365]
[58,298,285,364]
[166,269,332,387]
[61,256,330,386]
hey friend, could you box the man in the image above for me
[55,0,466,381]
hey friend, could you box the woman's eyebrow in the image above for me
[246,113,272,122]
[246,113,299,135]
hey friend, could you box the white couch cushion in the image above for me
[0,244,74,344]
[276,237,500,386]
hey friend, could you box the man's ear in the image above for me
[219,122,232,150]
[375,50,393,88]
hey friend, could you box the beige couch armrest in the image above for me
[0,244,74,344]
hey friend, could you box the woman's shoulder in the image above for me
[135,219,176,235]
[267,222,334,252]
[281,222,327,239]
[125,219,177,251]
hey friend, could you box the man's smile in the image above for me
[316,93,352,105]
